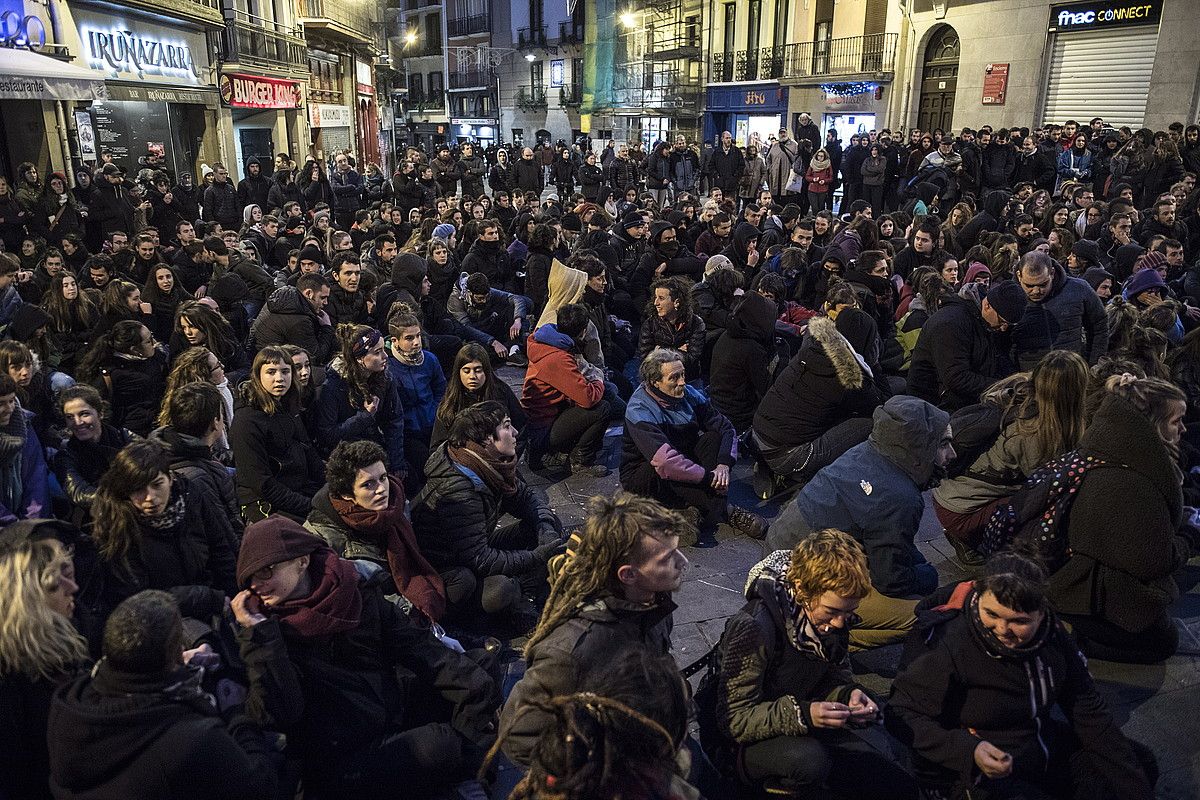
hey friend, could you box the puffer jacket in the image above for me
[202,182,240,229]
[410,443,559,578]
[311,357,406,471]
[500,592,675,766]
[266,171,304,214]
[249,286,337,365]
[1010,262,1108,369]
[708,293,778,432]
[229,398,325,520]
[1048,394,1193,633]
[906,293,1003,411]
[636,312,706,379]
[520,324,605,430]
[886,582,1152,796]
[752,316,880,448]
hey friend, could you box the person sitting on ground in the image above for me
[77,320,167,437]
[0,373,49,523]
[886,551,1155,800]
[933,351,1088,567]
[52,385,135,521]
[521,303,611,476]
[701,529,918,799]
[304,440,445,624]
[1046,374,1199,663]
[769,396,955,649]
[249,273,336,365]
[621,347,765,547]
[750,312,884,500]
[431,341,527,449]
[384,305,446,492]
[312,323,406,476]
[411,401,563,625]
[447,272,530,366]
[229,516,501,799]
[637,276,706,380]
[499,492,689,767]
[46,590,278,800]
[708,291,779,433]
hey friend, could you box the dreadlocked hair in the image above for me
[524,492,685,658]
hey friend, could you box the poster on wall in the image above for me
[982,63,1009,105]
[75,111,97,160]
[89,101,176,172]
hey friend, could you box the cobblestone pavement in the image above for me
[491,367,1200,797]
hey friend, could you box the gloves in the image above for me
[533,541,561,563]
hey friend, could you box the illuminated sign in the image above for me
[0,11,47,50]
[82,25,199,80]
[1048,0,1162,30]
[219,73,304,109]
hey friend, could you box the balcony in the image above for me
[403,40,442,57]
[559,20,583,45]
[408,91,445,112]
[560,83,583,108]
[515,84,547,109]
[298,0,378,43]
[119,0,223,26]
[448,13,489,37]
[782,33,897,81]
[449,69,496,90]
[517,25,547,49]
[223,11,308,72]
[711,51,733,83]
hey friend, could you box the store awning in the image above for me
[0,49,108,101]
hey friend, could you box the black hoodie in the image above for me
[47,663,276,800]
[958,189,1011,253]
[708,292,777,430]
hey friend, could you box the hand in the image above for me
[973,741,1013,779]
[363,394,380,415]
[808,701,851,729]
[656,261,668,275]
[139,302,153,315]
[1140,292,1165,308]
[678,342,688,352]
[847,689,879,724]
[1186,304,1200,322]
[231,590,268,628]
[491,340,508,358]
[508,319,522,339]
[16,270,31,283]
[710,464,730,491]
[316,310,331,326]
[746,242,760,267]
[182,643,221,669]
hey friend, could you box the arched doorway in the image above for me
[917,25,959,134]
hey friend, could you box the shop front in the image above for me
[450,117,499,148]
[73,4,222,180]
[309,102,353,160]
[704,84,788,147]
[819,82,886,147]
[219,71,304,177]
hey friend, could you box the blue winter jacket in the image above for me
[386,351,446,437]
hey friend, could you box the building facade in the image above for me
[496,0,584,149]
[395,0,449,151]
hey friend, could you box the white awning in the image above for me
[0,49,108,101]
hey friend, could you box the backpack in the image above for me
[980,450,1114,570]
[945,402,1005,479]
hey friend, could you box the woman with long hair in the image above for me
[0,340,55,445]
[933,350,1090,565]
[1037,203,1071,236]
[157,347,234,447]
[140,264,189,341]
[0,536,88,800]
[51,385,136,518]
[91,439,236,618]
[169,299,247,377]
[229,346,324,521]
[42,272,98,375]
[91,279,153,338]
[76,320,167,436]
[298,160,334,211]
[311,323,406,474]
[431,341,526,448]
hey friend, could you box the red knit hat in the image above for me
[236,516,326,588]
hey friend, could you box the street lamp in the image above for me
[404,30,417,46]
[619,11,637,28]
[524,53,536,62]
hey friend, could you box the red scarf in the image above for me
[447,440,518,496]
[273,548,363,638]
[330,477,447,622]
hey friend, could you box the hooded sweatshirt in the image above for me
[536,258,605,368]
[768,396,948,597]
[708,292,779,431]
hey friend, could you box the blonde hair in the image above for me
[0,539,88,679]
[785,529,872,604]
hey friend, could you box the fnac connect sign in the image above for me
[1049,0,1162,30]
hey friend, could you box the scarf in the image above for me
[645,381,683,410]
[447,439,518,496]
[394,346,425,367]
[966,587,1052,659]
[331,477,446,622]
[141,485,187,531]
[272,548,363,638]
[810,151,831,171]
[0,401,25,514]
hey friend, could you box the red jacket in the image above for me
[520,326,605,429]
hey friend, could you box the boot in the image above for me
[570,458,610,477]
[728,505,768,540]
[947,534,986,569]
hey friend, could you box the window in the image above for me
[572,57,583,89]
[429,71,444,94]
[747,0,761,53]
[529,0,543,30]
[309,54,344,104]
[723,4,736,54]
[773,0,788,47]
[425,14,441,51]
[530,61,543,87]
[408,73,424,100]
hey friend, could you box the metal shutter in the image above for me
[1043,27,1159,127]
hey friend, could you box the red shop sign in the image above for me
[219,73,304,109]
[981,63,1009,105]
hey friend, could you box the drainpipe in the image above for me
[898,2,920,130]
[46,0,76,185]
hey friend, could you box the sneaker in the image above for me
[570,460,611,477]
[506,349,528,367]
[728,505,768,539]
[948,535,986,568]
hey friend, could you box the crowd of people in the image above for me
[1,114,1199,799]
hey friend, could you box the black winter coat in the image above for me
[706,146,745,195]
[887,583,1152,797]
[513,158,544,193]
[980,143,1017,190]
[96,349,168,436]
[459,239,513,287]
[637,312,705,379]
[250,286,337,364]
[88,182,135,236]
[311,359,406,471]
[410,443,558,578]
[52,424,136,512]
[236,173,271,211]
[907,294,1002,411]
[149,426,243,540]
[1013,149,1056,191]
[202,182,240,229]
[578,163,604,201]
[708,294,777,431]
[229,400,325,520]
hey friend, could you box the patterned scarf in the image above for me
[751,550,828,660]
[141,486,187,532]
[447,439,518,496]
[394,346,425,367]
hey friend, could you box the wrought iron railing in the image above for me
[517,25,548,49]
[223,11,308,71]
[710,34,897,82]
[298,0,378,38]
[449,69,495,89]
[448,13,489,36]
[516,84,548,109]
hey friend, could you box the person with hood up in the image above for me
[907,280,1028,411]
[488,148,514,196]
[304,440,445,623]
[235,159,270,212]
[750,310,885,502]
[621,347,765,547]
[266,168,303,216]
[632,219,705,309]
[707,291,778,432]
[46,590,278,800]
[551,147,577,201]
[250,273,337,365]
[520,303,611,476]
[804,148,834,212]
[886,552,1155,800]
[536,251,607,369]
[229,516,500,798]
[768,396,956,648]
[700,531,918,799]
[720,219,763,278]
[1010,251,1109,369]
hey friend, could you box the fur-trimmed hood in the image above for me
[806,316,864,390]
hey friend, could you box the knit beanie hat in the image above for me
[433,223,456,241]
[237,516,326,589]
[962,261,991,285]
[1071,239,1101,267]
[985,280,1028,325]
[1134,250,1168,275]
[298,244,326,266]
[1082,267,1115,292]
[621,209,645,229]
[705,254,733,277]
